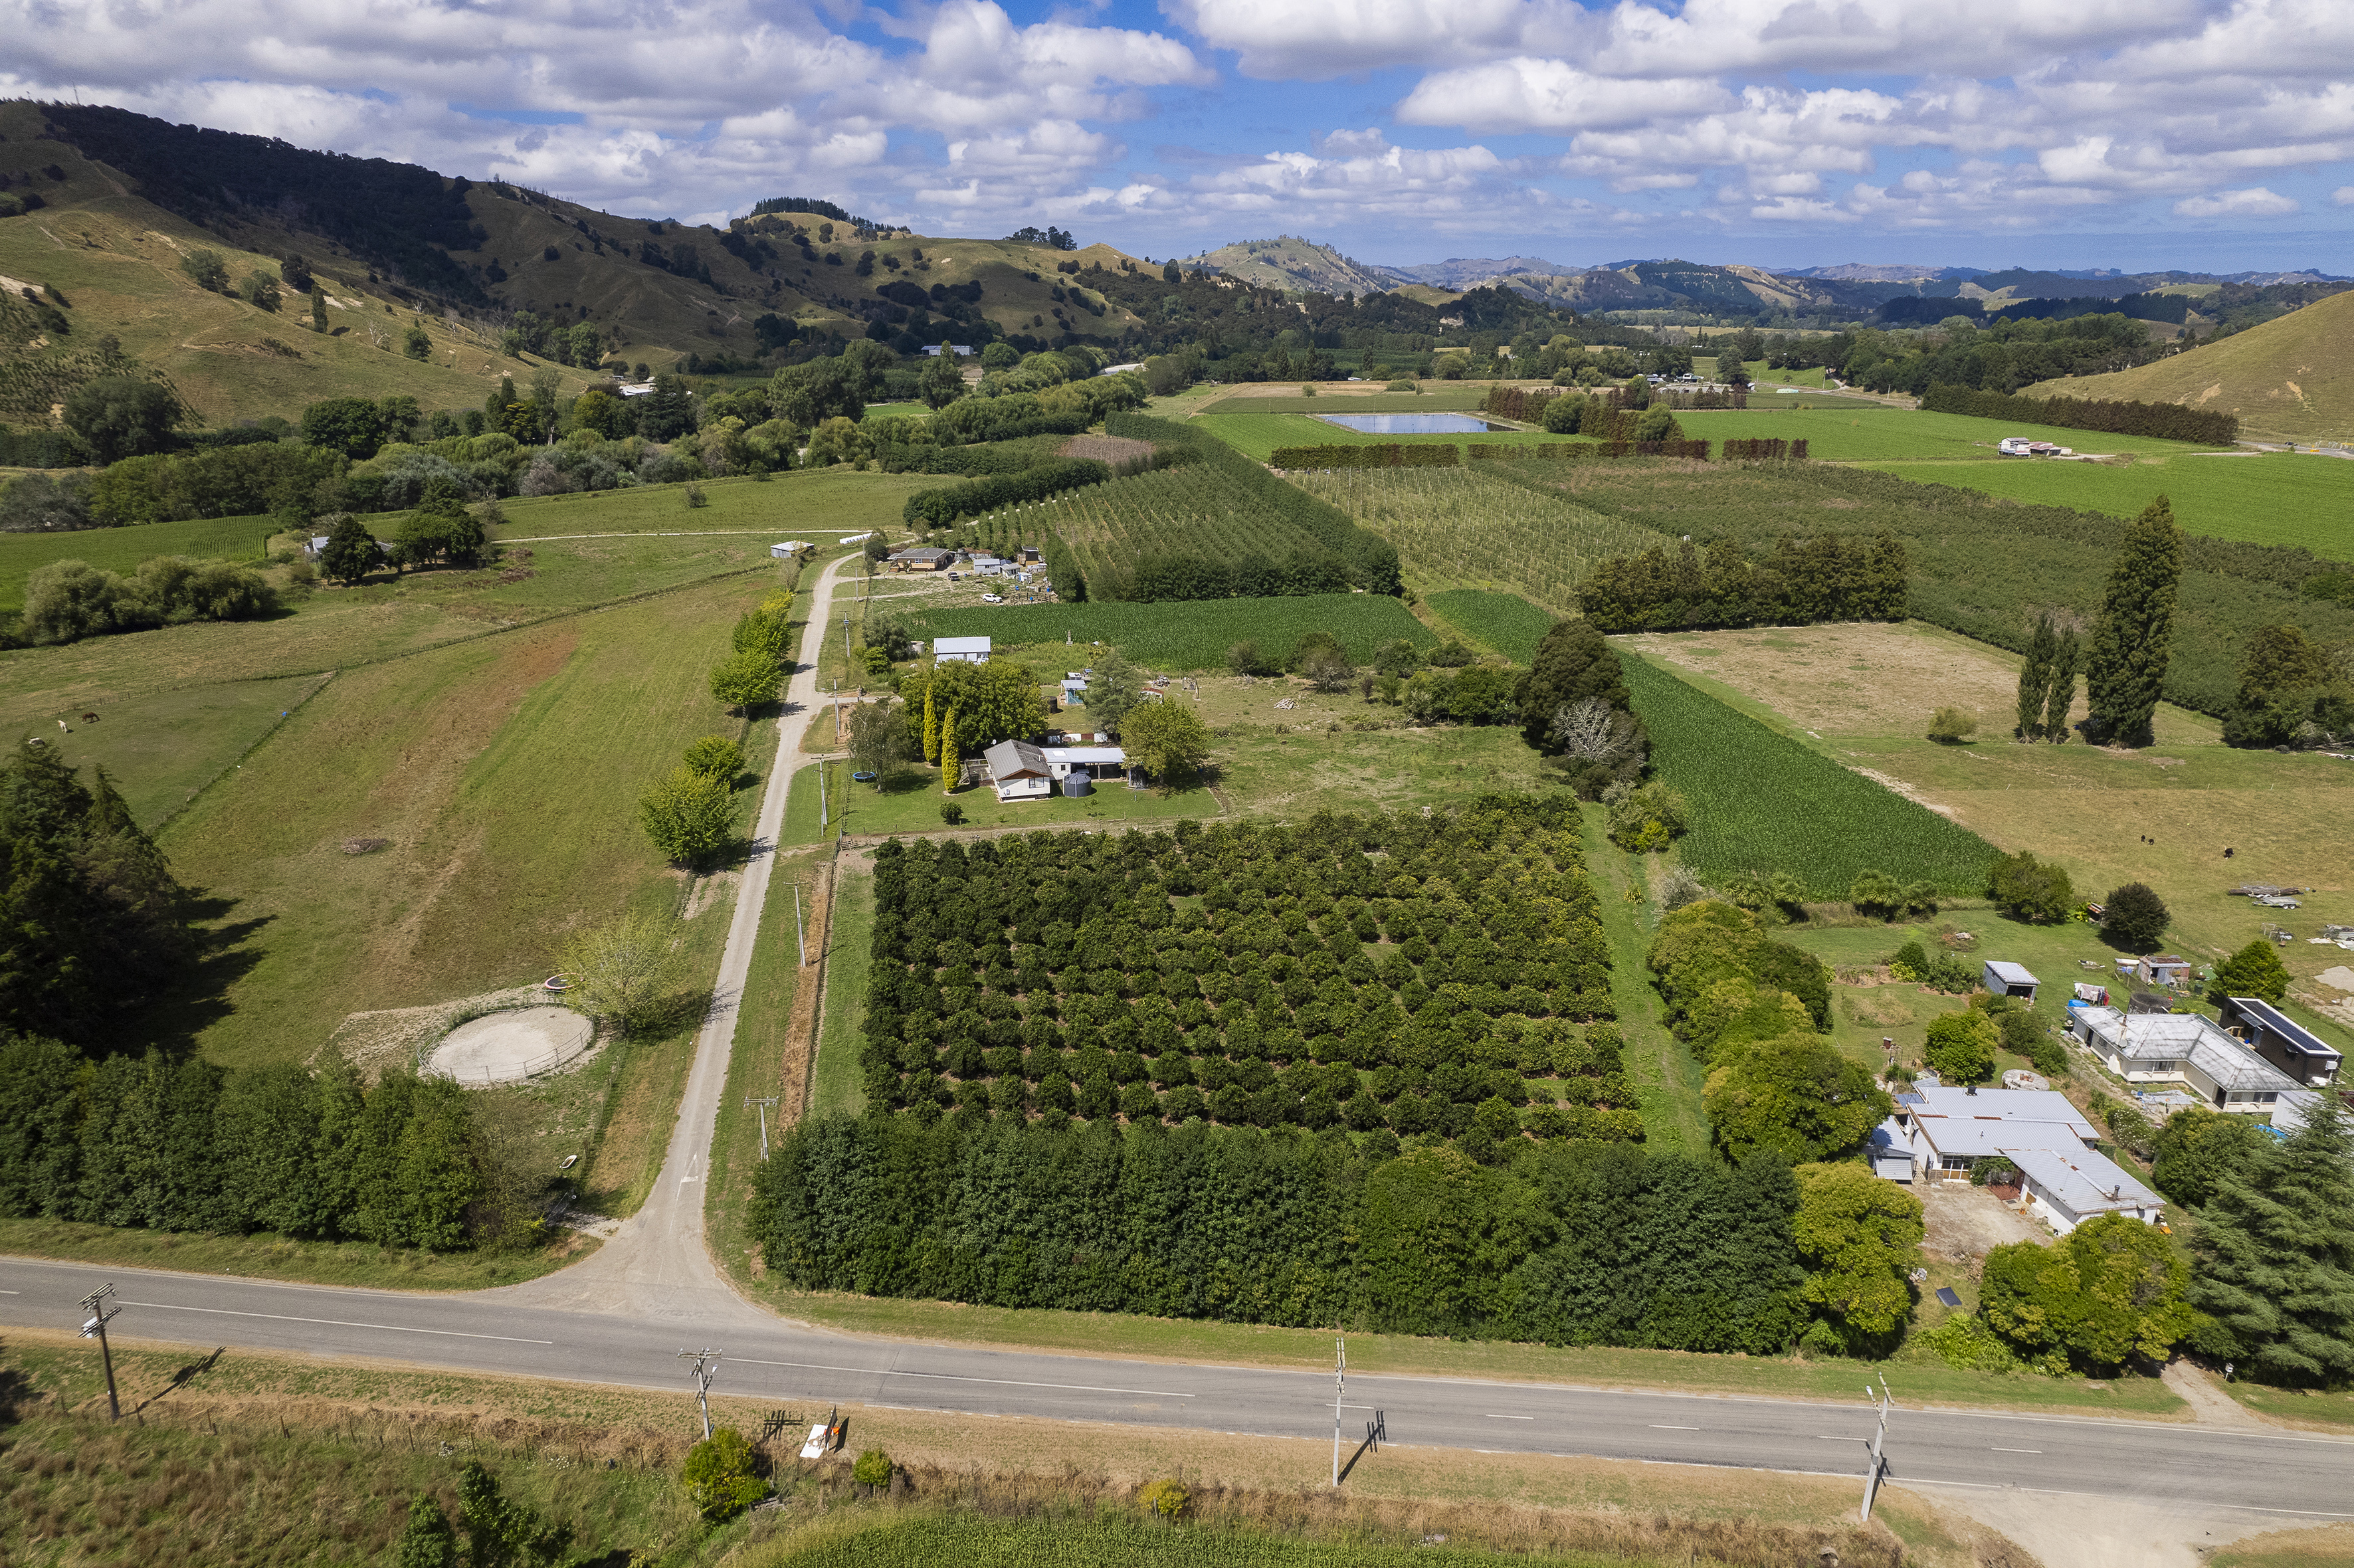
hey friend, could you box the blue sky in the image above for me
[9,0,2352,274]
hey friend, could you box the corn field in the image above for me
[1622,654,1997,896]
[1290,468,1670,612]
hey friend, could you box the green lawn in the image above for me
[784,759,1217,846]
[1863,450,2354,560]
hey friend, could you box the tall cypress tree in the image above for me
[2083,497,2183,745]
[2041,623,2080,743]
[2016,613,2054,739]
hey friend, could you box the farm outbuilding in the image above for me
[1981,960,2040,1001]
[770,541,813,560]
[2136,954,2193,987]
[933,636,992,664]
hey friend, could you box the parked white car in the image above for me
[981,593,1005,605]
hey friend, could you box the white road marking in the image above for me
[1650,1424,1700,1430]
[730,1357,1194,1399]
[119,1300,553,1345]
[1485,1414,1535,1421]
[1816,1435,1864,1441]
[1991,1447,2042,1453]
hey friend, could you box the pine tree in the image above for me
[922,683,939,765]
[2041,623,2079,743]
[2016,613,2054,739]
[2187,1094,2354,1386]
[2084,496,2183,745]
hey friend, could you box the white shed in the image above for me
[933,636,992,664]
[1981,960,2040,1002]
[770,541,813,559]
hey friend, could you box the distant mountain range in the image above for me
[1180,237,2347,324]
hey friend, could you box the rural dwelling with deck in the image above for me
[2068,1005,2302,1110]
[980,739,1130,802]
[1880,1086,2161,1233]
[887,546,955,571]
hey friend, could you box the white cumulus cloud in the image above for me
[2172,186,2302,216]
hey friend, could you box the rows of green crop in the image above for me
[898,593,1435,670]
[1620,652,1998,896]
[1424,589,1558,663]
[1292,467,1671,611]
[1027,462,1317,598]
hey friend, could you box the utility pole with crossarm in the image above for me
[680,1349,723,1441]
[1860,1375,1893,1521]
[745,1096,779,1161]
[78,1284,123,1421]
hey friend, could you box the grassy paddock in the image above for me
[897,594,1436,670]
[1582,807,1708,1153]
[1197,412,1566,464]
[805,854,874,1119]
[1863,450,2354,560]
[149,571,781,1072]
[1620,619,2354,998]
[1674,404,2229,464]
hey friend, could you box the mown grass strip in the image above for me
[900,593,1434,670]
[1620,650,1997,896]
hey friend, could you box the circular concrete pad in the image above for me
[427,1006,594,1085]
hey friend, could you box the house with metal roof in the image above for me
[2216,996,2343,1087]
[2068,1005,2301,1111]
[932,635,992,664]
[1888,1085,2100,1178]
[980,739,1128,802]
[2005,1145,2164,1234]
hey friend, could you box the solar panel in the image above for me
[1935,1287,1963,1309]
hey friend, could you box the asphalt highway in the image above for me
[5,1254,2349,1522]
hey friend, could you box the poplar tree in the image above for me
[2084,497,2183,745]
[938,708,959,792]
[2016,613,2054,738]
[2041,622,2080,742]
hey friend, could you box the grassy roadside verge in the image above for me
[0,1327,2003,1568]
[0,1219,595,1292]
[708,839,821,1287]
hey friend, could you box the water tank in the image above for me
[1062,773,1092,797]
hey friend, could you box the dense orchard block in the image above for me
[859,797,1639,1147]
